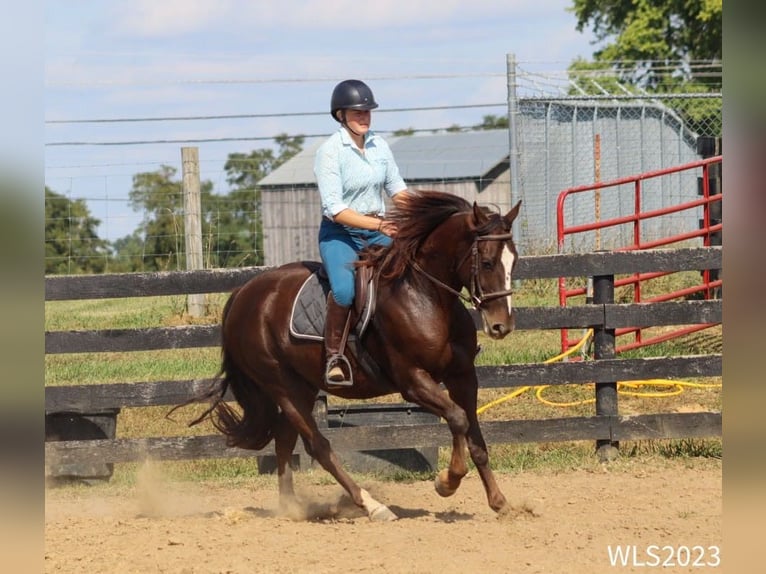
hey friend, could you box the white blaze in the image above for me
[501,244,515,314]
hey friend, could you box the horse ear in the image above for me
[472,201,489,227]
[503,200,522,229]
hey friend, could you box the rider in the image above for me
[314,79,410,386]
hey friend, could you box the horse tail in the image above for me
[210,342,277,451]
[168,287,278,451]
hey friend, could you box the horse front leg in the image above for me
[446,381,508,514]
[400,381,472,499]
[434,405,470,498]
[464,420,507,513]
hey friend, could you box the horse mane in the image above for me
[358,190,475,280]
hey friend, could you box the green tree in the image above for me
[45,186,109,274]
[475,115,508,130]
[571,0,721,88]
[126,165,215,271]
[569,0,722,135]
[392,128,416,136]
[108,232,146,273]
[216,134,304,267]
[207,188,261,267]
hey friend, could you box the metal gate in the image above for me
[556,148,722,354]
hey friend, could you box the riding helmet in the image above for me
[330,79,379,121]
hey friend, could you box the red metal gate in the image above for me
[556,155,722,354]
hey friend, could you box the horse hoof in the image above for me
[369,505,398,522]
[434,470,457,498]
[496,502,512,516]
[360,488,398,521]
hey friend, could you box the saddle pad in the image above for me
[289,271,375,341]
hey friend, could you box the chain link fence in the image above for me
[508,61,722,253]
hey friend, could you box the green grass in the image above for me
[45,277,723,484]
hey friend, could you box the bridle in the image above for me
[411,231,515,309]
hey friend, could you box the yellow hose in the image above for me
[477,329,721,414]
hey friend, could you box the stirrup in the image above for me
[325,353,353,387]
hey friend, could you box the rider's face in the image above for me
[343,109,371,134]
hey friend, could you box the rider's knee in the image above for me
[332,285,355,307]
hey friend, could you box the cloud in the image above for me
[243,0,557,31]
[112,0,235,37]
[109,0,548,37]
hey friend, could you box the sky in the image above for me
[45,0,599,241]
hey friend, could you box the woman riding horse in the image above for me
[181,189,522,521]
[315,79,410,386]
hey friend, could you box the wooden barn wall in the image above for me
[262,177,513,267]
[262,186,322,266]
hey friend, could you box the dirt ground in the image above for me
[45,457,721,574]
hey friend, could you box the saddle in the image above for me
[289,263,377,342]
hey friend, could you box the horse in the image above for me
[185,190,522,521]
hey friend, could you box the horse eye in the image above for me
[482,260,493,271]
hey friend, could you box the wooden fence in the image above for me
[45,247,722,475]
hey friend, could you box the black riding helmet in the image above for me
[330,79,379,122]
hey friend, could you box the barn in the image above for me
[258,99,701,265]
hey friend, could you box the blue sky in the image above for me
[45,0,599,241]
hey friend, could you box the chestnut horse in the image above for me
[188,190,521,520]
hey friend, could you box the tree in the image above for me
[223,133,305,189]
[115,135,304,271]
[216,134,305,267]
[108,232,146,273]
[569,0,721,135]
[571,0,721,89]
[207,188,261,267]
[475,115,508,130]
[45,186,109,274]
[126,165,215,271]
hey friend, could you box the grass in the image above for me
[45,275,723,484]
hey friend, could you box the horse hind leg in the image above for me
[271,413,300,515]
[279,400,398,521]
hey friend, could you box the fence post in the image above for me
[593,273,619,461]
[506,52,523,262]
[697,136,722,298]
[181,147,205,317]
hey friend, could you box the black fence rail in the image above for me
[45,247,722,476]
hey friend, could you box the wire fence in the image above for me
[45,61,722,274]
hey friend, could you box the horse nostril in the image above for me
[492,323,508,337]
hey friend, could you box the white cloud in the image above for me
[112,0,235,37]
[239,0,551,31]
[108,0,549,38]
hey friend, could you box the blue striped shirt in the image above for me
[314,128,407,219]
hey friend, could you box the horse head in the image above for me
[369,190,522,340]
[464,199,522,339]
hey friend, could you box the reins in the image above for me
[410,231,515,309]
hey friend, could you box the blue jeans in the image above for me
[318,218,392,306]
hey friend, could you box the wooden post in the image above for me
[593,273,619,461]
[181,147,205,317]
[593,133,602,250]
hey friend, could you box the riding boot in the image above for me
[324,293,353,386]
